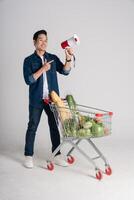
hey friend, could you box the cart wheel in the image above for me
[47,162,54,171]
[67,155,75,164]
[96,170,103,180]
[105,166,112,175]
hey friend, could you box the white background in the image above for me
[0,0,134,200]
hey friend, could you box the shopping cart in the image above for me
[46,99,113,180]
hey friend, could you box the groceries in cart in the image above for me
[50,91,112,138]
[45,91,113,180]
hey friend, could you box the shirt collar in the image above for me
[34,50,48,58]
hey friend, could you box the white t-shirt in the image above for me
[40,56,49,99]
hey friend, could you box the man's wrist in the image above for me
[66,58,72,62]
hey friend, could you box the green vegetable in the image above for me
[83,115,91,122]
[77,128,93,137]
[91,123,104,137]
[66,95,77,111]
[64,95,105,138]
[79,115,92,128]
[63,118,78,137]
[77,129,86,137]
[85,129,92,137]
[83,121,93,129]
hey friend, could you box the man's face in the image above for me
[34,34,48,51]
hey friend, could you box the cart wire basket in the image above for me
[46,99,113,180]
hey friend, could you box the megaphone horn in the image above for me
[61,34,80,49]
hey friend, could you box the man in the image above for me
[23,30,73,168]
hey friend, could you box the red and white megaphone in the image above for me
[61,34,80,49]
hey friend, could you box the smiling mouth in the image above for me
[40,46,46,48]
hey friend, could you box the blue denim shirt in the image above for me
[23,51,71,108]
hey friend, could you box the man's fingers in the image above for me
[65,48,73,55]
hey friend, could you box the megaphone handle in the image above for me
[72,54,75,68]
[65,47,76,67]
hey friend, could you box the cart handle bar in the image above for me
[44,98,113,116]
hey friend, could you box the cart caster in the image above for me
[67,155,75,164]
[96,170,103,180]
[47,162,54,171]
[105,166,112,175]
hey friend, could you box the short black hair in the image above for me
[33,30,47,41]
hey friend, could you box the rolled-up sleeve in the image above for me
[23,58,37,85]
[62,67,71,75]
[55,55,71,75]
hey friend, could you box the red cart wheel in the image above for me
[47,162,54,171]
[105,166,112,175]
[67,155,75,164]
[96,170,103,180]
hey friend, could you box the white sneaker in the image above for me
[54,154,69,167]
[24,156,34,168]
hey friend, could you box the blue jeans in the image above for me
[24,103,60,156]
